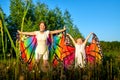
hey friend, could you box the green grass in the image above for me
[0,51,120,80]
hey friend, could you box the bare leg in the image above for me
[43,60,48,66]
[41,60,50,72]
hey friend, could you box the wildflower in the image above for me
[32,70,35,73]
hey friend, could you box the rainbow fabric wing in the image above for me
[20,33,75,69]
[85,33,103,64]
[20,35,37,69]
[49,33,75,68]
[20,34,52,70]
[47,34,53,51]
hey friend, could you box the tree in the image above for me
[10,0,24,29]
[33,2,49,30]
[47,7,64,30]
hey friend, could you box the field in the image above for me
[0,51,120,80]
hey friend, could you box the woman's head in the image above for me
[39,21,47,32]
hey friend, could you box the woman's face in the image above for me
[39,22,46,32]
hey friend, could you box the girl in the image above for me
[67,32,93,68]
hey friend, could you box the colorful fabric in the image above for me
[85,33,103,64]
[49,33,75,68]
[20,33,75,70]
[20,35,37,70]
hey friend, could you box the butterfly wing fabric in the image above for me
[85,33,103,64]
[20,36,37,70]
[20,33,75,69]
[49,33,75,68]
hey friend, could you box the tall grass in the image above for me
[0,10,17,60]
[0,16,5,60]
[0,52,120,80]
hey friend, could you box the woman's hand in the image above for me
[17,30,22,34]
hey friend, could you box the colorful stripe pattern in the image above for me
[20,36,37,70]
[20,34,52,69]
[49,33,75,68]
[20,33,75,69]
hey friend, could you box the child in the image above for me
[67,32,93,68]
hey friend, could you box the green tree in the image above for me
[33,2,49,30]
[47,7,64,30]
[10,0,24,29]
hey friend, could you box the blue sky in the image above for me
[0,0,120,41]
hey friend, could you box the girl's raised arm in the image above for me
[83,32,93,45]
[67,33,76,46]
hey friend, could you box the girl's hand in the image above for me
[91,32,94,34]
[66,33,69,36]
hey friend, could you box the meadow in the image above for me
[0,51,120,80]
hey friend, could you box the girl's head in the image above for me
[39,21,47,32]
[76,38,84,44]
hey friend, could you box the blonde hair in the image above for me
[76,38,84,43]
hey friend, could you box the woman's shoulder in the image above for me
[45,30,50,34]
[45,30,50,32]
[34,31,39,35]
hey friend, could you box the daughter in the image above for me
[67,32,93,68]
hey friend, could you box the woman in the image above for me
[18,21,66,66]
[67,32,93,68]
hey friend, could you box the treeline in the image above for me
[100,41,120,53]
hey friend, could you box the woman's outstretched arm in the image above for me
[17,30,36,36]
[50,27,66,34]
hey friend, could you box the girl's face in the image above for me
[76,38,83,44]
[39,22,46,32]
[92,39,96,43]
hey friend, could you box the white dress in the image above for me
[34,30,49,60]
[75,43,86,68]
